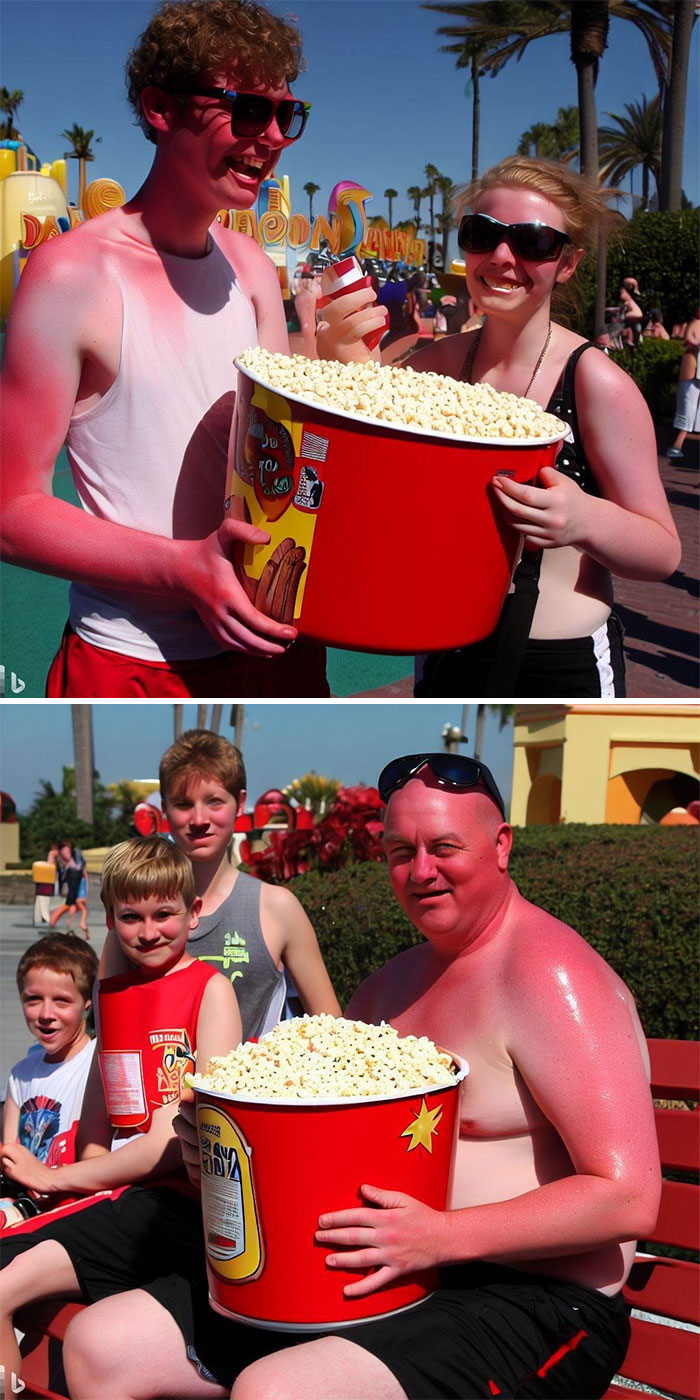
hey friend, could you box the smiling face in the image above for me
[146,69,298,214]
[164,771,241,865]
[383,774,512,954]
[109,891,200,975]
[20,967,90,1062]
[464,184,582,323]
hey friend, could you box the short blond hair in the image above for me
[461,155,619,255]
[100,837,196,916]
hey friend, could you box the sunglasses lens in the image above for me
[377,756,419,803]
[230,94,272,136]
[278,101,307,139]
[458,215,495,253]
[513,225,564,261]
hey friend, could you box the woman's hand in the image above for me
[492,466,592,552]
[1,1142,56,1196]
[316,287,387,364]
[316,1184,448,1298]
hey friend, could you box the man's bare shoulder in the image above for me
[212,223,280,282]
[503,896,630,1002]
[13,210,123,314]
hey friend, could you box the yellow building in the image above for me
[511,705,700,826]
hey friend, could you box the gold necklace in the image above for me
[523,322,552,398]
[465,321,552,399]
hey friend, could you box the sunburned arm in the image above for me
[0,239,294,655]
[493,352,681,580]
[318,939,661,1297]
[227,232,290,355]
[261,884,342,1017]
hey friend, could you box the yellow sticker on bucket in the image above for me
[198,1104,264,1283]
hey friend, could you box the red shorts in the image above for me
[46,624,329,698]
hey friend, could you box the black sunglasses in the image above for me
[174,86,310,142]
[377,754,506,819]
[458,212,572,263]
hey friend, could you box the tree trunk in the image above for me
[210,705,223,735]
[78,158,86,213]
[660,0,694,211]
[471,53,480,181]
[197,704,208,729]
[173,705,183,741]
[642,163,650,209]
[230,705,245,753]
[474,705,485,761]
[72,705,94,826]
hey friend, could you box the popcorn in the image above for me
[190,1014,457,1101]
[238,347,564,442]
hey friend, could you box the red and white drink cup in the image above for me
[319,256,388,351]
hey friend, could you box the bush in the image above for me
[608,338,683,418]
[565,207,699,339]
[287,825,699,1040]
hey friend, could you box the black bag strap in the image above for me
[485,547,543,693]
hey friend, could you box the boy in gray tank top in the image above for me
[100,730,341,1041]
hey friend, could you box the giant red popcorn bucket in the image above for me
[228,360,566,653]
[195,1054,466,1331]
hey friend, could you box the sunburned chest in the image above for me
[387,971,544,1140]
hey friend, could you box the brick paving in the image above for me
[355,439,699,700]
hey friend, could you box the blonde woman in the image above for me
[318,157,680,698]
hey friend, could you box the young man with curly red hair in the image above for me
[1,0,328,698]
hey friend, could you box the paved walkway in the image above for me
[356,441,699,700]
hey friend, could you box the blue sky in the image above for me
[3,0,698,253]
[0,702,515,814]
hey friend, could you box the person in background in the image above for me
[666,308,700,463]
[620,277,644,346]
[642,309,669,341]
[49,842,89,938]
[1,934,98,1227]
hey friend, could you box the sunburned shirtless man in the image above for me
[1,0,327,698]
[62,753,660,1400]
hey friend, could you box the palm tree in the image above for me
[659,0,697,211]
[518,106,579,161]
[407,184,424,234]
[0,86,24,139]
[599,93,662,208]
[423,164,441,265]
[422,1,671,182]
[384,188,398,230]
[303,181,320,223]
[436,172,456,270]
[60,123,101,211]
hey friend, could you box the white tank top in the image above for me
[67,225,257,660]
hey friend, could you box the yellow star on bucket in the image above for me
[400,1099,443,1154]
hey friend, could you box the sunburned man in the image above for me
[1,0,327,698]
[62,754,661,1400]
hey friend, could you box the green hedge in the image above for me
[608,338,683,418]
[288,825,699,1041]
[566,207,699,340]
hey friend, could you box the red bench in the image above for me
[13,1038,700,1400]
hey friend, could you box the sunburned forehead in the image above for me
[384,773,503,840]
[476,184,568,236]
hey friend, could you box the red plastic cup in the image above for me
[319,256,388,350]
[196,1054,466,1331]
[228,360,567,653]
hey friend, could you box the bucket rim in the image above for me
[191,1050,468,1109]
[234,358,568,449]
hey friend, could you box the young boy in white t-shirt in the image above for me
[1,934,98,1224]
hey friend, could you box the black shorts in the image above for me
[160,1263,629,1399]
[0,1185,205,1304]
[416,615,626,699]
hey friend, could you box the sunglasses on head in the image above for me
[377,754,506,819]
[174,86,310,141]
[458,212,572,263]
